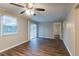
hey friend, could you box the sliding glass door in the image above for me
[30,23,37,39]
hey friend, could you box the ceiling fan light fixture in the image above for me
[30,10,34,15]
[26,9,31,15]
[10,3,45,15]
[28,3,33,9]
[26,9,34,15]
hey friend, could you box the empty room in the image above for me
[0,3,79,56]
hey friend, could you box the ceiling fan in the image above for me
[75,4,79,9]
[10,3,45,16]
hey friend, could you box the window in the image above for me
[1,15,18,35]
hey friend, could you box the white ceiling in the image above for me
[0,3,74,22]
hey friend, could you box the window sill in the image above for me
[2,32,18,36]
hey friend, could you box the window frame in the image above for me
[0,15,18,36]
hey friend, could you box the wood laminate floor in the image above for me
[0,38,70,56]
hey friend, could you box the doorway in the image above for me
[53,23,61,40]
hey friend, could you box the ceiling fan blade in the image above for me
[75,4,79,9]
[10,3,24,8]
[20,10,26,14]
[35,8,45,11]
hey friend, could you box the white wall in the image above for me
[63,5,76,56]
[38,22,54,39]
[75,5,79,55]
[38,22,62,39]
[0,9,29,52]
[61,4,79,56]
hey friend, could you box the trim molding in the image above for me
[0,39,30,53]
[38,37,54,39]
[62,40,72,56]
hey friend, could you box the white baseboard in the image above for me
[0,39,30,53]
[62,40,72,56]
[38,37,54,39]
